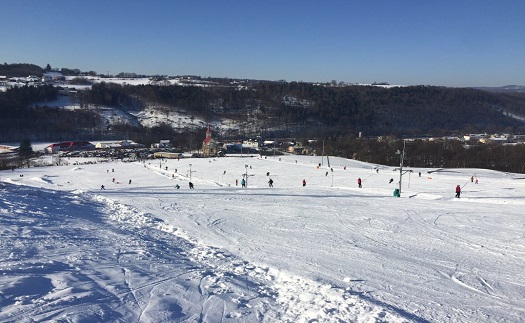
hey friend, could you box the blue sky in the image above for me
[1,0,524,87]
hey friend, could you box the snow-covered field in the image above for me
[1,155,524,322]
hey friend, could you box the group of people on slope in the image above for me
[455,176,480,198]
[99,167,474,199]
[355,175,471,199]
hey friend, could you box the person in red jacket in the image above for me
[358,177,362,188]
[455,185,461,198]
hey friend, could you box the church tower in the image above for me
[202,125,213,156]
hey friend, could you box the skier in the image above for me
[455,185,461,198]
[358,177,362,188]
[112,178,115,183]
[175,184,180,189]
[419,172,421,177]
[236,179,238,186]
[302,179,306,187]
[471,176,474,182]
[101,185,105,190]
[241,178,246,188]
[129,179,132,184]
[389,178,394,184]
[268,178,273,187]
[189,182,194,189]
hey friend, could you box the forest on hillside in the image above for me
[82,81,525,137]
[2,81,525,172]
[2,81,525,144]
[0,63,43,77]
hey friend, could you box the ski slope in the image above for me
[1,155,524,322]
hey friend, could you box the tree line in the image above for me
[314,136,525,174]
[0,63,43,77]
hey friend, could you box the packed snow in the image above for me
[1,154,524,322]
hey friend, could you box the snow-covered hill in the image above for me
[33,75,234,133]
[1,155,524,322]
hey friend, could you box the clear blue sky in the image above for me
[1,0,524,87]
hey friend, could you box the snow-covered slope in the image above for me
[1,155,524,322]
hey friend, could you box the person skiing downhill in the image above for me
[302,179,306,187]
[455,185,461,198]
[358,177,362,188]
[268,178,274,187]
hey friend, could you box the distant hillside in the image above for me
[0,63,43,77]
[2,76,525,144]
[83,81,525,138]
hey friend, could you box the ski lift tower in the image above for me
[396,140,406,195]
[189,164,196,181]
[321,140,325,166]
[244,164,255,187]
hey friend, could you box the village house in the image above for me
[287,145,309,155]
[153,152,183,159]
[151,140,171,149]
[45,141,95,154]
[0,145,18,155]
[94,140,142,149]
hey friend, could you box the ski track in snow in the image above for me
[90,191,413,322]
[0,182,413,322]
[1,186,280,322]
